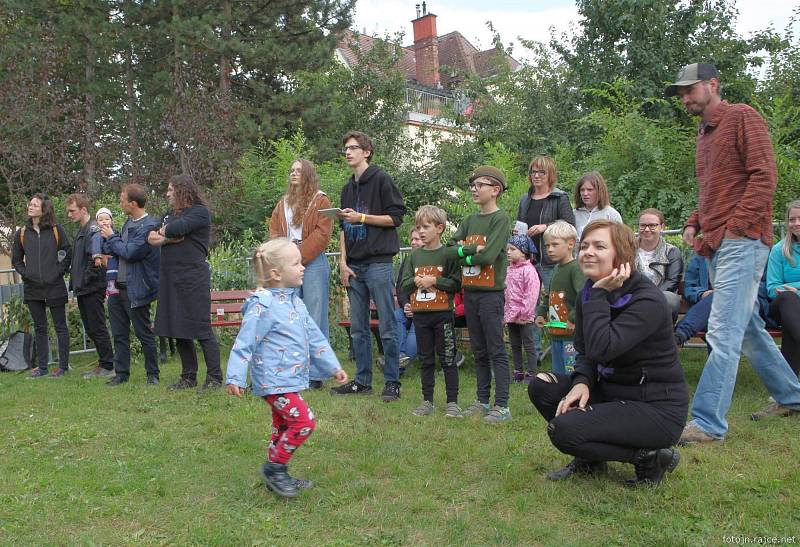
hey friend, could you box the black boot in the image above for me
[546,458,608,481]
[290,475,314,490]
[260,462,299,498]
[627,448,680,487]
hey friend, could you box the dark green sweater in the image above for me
[536,259,585,340]
[399,245,461,312]
[448,208,511,291]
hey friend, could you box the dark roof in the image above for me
[335,29,519,89]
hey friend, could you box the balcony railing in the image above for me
[404,88,453,117]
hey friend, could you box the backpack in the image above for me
[19,225,60,249]
[0,331,34,371]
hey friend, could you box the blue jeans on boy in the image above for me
[690,238,800,439]
[533,264,553,358]
[550,339,576,375]
[347,262,400,386]
[300,253,330,382]
[394,307,417,359]
[675,294,713,342]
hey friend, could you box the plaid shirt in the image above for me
[684,101,777,256]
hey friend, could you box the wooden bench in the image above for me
[210,290,252,328]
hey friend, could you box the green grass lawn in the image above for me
[1,345,798,545]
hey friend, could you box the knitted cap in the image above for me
[95,207,113,221]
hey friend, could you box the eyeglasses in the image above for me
[289,168,302,174]
[529,169,547,177]
[638,223,661,231]
[341,145,362,154]
[469,181,498,190]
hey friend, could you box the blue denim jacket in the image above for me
[682,254,710,305]
[226,288,341,396]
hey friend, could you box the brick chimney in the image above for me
[412,3,440,88]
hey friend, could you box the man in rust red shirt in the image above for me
[669,63,800,444]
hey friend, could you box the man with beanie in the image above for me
[669,62,800,443]
[65,194,115,378]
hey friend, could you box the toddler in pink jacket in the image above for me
[504,235,541,384]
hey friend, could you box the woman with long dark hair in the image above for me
[11,194,72,377]
[148,174,221,391]
[269,159,333,388]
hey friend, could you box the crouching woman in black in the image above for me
[528,220,688,486]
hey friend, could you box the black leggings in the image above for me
[27,301,69,370]
[176,335,222,382]
[769,292,800,375]
[528,373,686,463]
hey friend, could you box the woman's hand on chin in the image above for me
[592,262,631,292]
[555,383,590,417]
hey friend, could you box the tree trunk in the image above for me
[83,40,96,192]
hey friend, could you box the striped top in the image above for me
[684,101,777,256]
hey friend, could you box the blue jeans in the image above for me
[394,307,417,359]
[675,295,713,341]
[347,262,399,385]
[690,238,800,438]
[550,339,576,375]
[300,253,331,381]
[533,264,553,357]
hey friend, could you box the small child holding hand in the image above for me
[226,238,348,498]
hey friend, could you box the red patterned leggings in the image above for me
[264,392,317,464]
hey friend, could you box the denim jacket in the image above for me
[226,288,341,396]
[682,254,710,305]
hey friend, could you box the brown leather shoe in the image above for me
[677,423,720,445]
[751,402,800,421]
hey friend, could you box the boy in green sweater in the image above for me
[449,166,513,424]
[535,221,584,374]
[401,205,464,418]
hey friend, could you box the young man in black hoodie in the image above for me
[331,131,407,401]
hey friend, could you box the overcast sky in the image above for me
[352,0,799,64]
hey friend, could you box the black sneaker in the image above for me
[380,381,401,402]
[308,380,323,390]
[168,378,198,390]
[259,462,299,498]
[106,375,129,386]
[146,375,159,386]
[197,378,222,393]
[330,380,372,395]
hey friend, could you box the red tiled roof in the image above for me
[335,28,518,89]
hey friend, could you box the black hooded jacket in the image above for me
[340,164,406,264]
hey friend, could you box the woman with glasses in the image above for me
[269,159,334,387]
[635,208,683,321]
[572,171,623,240]
[517,155,576,358]
[528,220,687,486]
[11,194,72,378]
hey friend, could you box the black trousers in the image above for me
[108,288,159,379]
[769,291,800,375]
[508,322,537,374]
[77,290,114,370]
[528,373,687,463]
[464,290,510,407]
[27,301,69,370]
[413,310,459,403]
[176,335,222,382]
